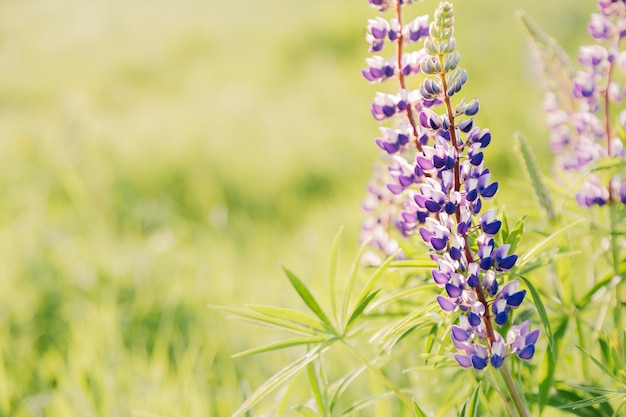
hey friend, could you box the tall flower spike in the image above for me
[538,0,626,206]
[404,1,537,371]
[360,0,434,262]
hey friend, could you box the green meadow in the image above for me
[0,0,592,415]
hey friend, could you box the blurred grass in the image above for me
[0,0,591,415]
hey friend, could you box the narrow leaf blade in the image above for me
[283,266,333,327]
[517,275,555,361]
[231,345,327,417]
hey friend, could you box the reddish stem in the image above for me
[438,58,497,348]
[395,2,422,152]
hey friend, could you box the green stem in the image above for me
[609,203,623,331]
[500,363,530,417]
[575,316,590,380]
[340,339,414,408]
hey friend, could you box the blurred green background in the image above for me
[0,0,590,415]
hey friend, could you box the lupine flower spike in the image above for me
[543,0,626,206]
[362,0,538,372]
[409,1,539,371]
[361,0,431,264]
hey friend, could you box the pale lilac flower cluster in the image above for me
[544,0,626,206]
[360,0,432,262]
[362,1,538,370]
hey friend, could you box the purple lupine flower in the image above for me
[402,1,537,370]
[360,0,537,371]
[360,0,433,261]
[366,17,390,52]
[539,0,626,207]
[403,15,430,44]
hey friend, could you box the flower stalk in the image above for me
[362,0,538,413]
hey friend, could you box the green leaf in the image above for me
[231,336,331,358]
[339,391,396,416]
[283,266,333,328]
[372,304,439,353]
[367,284,438,311]
[501,208,510,244]
[307,360,327,416]
[514,132,556,221]
[208,305,317,336]
[388,259,437,269]
[516,275,554,362]
[246,305,333,334]
[461,383,481,417]
[328,366,366,413]
[345,289,381,332]
[231,344,329,417]
[341,251,396,332]
[413,400,428,417]
[551,388,609,417]
[506,215,527,253]
[293,404,319,417]
[576,273,622,309]
[591,156,626,172]
[575,345,626,387]
[328,227,343,325]
[518,219,584,267]
[538,318,569,413]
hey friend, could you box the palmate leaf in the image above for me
[230,344,329,417]
[283,265,334,328]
